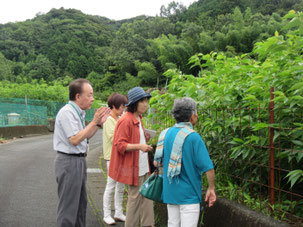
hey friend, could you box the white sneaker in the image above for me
[114,213,126,222]
[103,216,116,225]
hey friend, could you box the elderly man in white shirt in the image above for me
[53,78,110,227]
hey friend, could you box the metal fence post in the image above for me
[269,87,275,205]
[25,96,29,125]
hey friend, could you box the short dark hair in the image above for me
[126,97,149,113]
[69,78,91,101]
[107,93,128,109]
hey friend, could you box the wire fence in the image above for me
[196,106,303,225]
[148,90,303,226]
[0,98,95,127]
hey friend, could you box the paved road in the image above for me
[0,131,105,227]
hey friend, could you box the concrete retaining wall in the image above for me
[0,125,50,139]
[155,197,291,227]
[203,197,291,227]
[0,119,55,139]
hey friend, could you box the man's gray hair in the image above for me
[172,97,197,123]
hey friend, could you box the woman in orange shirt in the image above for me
[108,87,154,227]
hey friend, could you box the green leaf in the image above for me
[290,96,303,101]
[296,152,303,163]
[252,123,268,131]
[242,150,249,160]
[230,148,242,159]
[283,10,297,19]
[292,140,303,146]
[285,170,303,188]
[283,17,301,30]
[243,95,257,101]
[273,131,280,142]
[233,138,244,143]
[289,82,303,91]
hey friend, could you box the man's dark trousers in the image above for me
[55,153,87,227]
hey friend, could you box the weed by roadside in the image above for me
[0,137,7,144]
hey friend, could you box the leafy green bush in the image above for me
[148,11,303,224]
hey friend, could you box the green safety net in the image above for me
[0,98,95,127]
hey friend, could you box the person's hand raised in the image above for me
[93,107,111,126]
[99,107,111,125]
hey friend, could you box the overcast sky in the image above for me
[0,0,196,24]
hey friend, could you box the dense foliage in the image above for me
[0,79,102,109]
[1,0,303,100]
[149,11,303,224]
[0,80,68,102]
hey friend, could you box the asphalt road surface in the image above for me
[0,131,103,227]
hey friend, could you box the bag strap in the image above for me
[154,128,170,163]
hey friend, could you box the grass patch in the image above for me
[0,137,7,144]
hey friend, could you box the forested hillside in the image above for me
[0,0,302,100]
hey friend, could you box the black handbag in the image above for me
[148,151,157,173]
